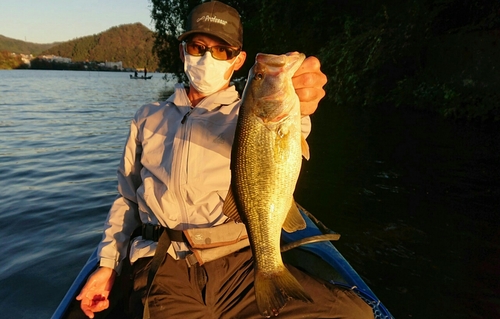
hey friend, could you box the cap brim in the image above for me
[178,30,241,48]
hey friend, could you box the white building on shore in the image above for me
[99,61,123,70]
[39,55,72,63]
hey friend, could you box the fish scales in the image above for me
[227,52,312,317]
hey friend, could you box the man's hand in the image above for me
[292,55,328,116]
[76,267,116,318]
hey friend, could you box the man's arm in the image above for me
[77,116,144,318]
[98,118,144,272]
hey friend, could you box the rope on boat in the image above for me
[280,233,341,252]
[279,203,342,252]
[296,202,338,235]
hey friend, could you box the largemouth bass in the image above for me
[224,52,312,317]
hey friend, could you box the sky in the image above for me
[0,0,154,44]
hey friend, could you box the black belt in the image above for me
[141,223,187,242]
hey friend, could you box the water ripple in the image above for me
[0,70,176,317]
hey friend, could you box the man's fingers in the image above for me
[291,55,327,116]
[80,294,109,319]
[76,267,116,318]
[296,86,326,104]
[293,70,327,91]
[90,297,110,310]
[77,283,109,318]
[81,306,95,319]
[80,297,95,318]
[293,56,323,79]
[300,100,322,116]
[296,87,326,116]
[76,287,90,301]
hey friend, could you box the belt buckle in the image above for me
[142,223,163,241]
[152,224,163,241]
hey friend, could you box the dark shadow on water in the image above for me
[295,102,500,318]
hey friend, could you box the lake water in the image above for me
[0,69,499,318]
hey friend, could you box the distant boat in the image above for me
[130,74,152,80]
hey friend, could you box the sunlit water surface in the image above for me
[0,69,498,318]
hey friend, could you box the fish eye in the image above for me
[254,73,263,80]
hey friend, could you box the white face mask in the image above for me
[183,49,238,96]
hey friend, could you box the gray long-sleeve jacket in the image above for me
[98,83,311,272]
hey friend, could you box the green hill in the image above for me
[41,23,158,70]
[0,35,55,55]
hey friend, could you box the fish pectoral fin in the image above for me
[301,135,310,160]
[222,186,243,223]
[282,200,307,233]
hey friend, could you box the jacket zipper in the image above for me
[173,108,192,226]
[182,98,239,124]
[181,108,194,124]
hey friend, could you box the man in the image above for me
[77,1,373,318]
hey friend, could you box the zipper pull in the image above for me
[181,108,194,124]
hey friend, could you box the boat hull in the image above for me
[129,75,152,79]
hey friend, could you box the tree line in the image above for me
[40,23,159,71]
[151,0,500,121]
[0,51,27,69]
[0,34,54,55]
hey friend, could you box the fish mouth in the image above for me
[255,52,306,72]
[256,52,305,66]
[256,53,286,67]
[250,53,304,124]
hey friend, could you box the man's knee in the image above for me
[332,288,375,319]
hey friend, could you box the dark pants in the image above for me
[130,247,374,319]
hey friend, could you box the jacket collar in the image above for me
[167,83,240,111]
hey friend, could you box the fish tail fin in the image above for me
[254,267,313,317]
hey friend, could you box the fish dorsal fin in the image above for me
[301,135,310,160]
[222,186,242,223]
[282,199,306,233]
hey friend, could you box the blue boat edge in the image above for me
[51,249,99,319]
[282,206,394,319]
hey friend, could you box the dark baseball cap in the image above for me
[178,1,243,48]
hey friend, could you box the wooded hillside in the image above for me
[0,35,55,55]
[41,23,158,70]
